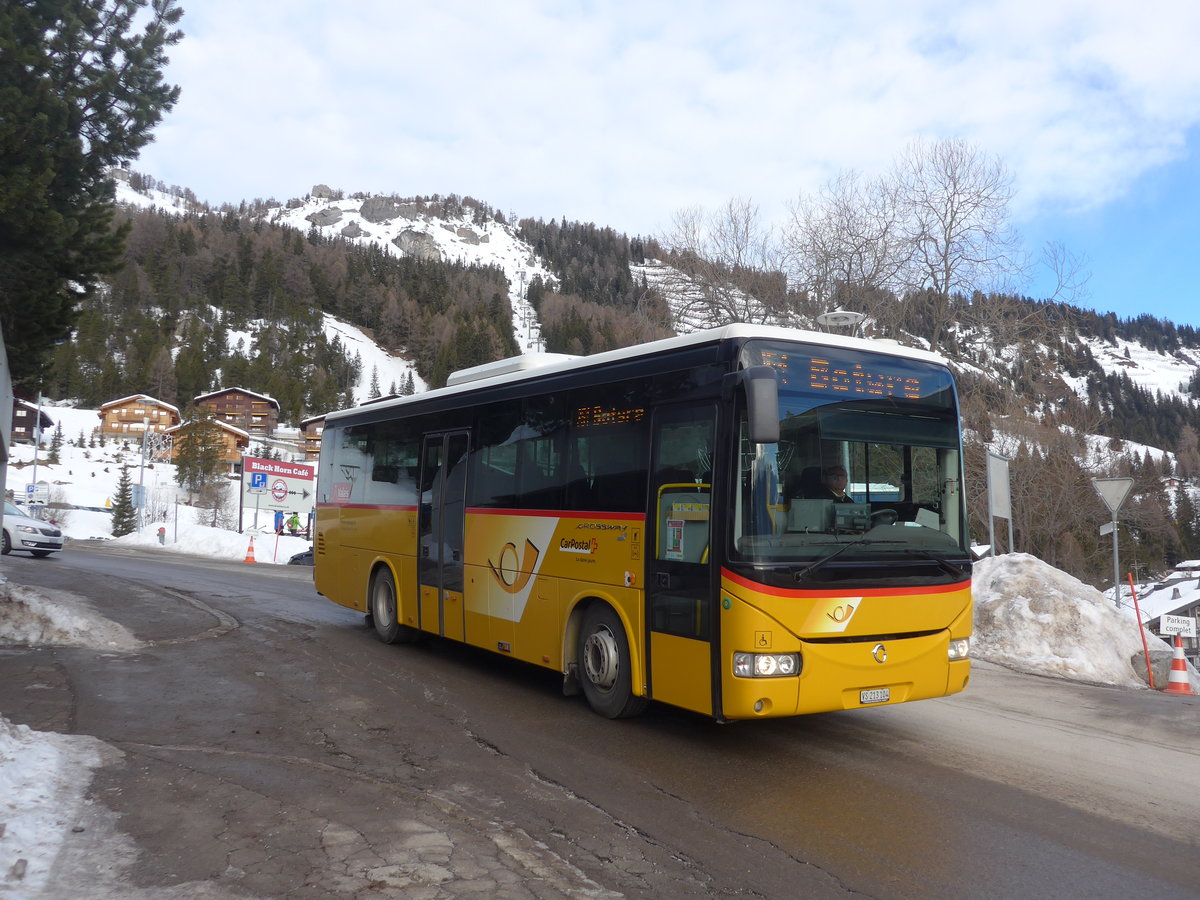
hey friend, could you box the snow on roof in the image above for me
[12,398,53,426]
[193,387,280,409]
[164,419,251,440]
[1131,575,1200,622]
[98,394,181,415]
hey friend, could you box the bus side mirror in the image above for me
[740,366,780,444]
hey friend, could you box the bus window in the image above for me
[653,417,713,563]
[469,397,566,510]
[567,385,649,512]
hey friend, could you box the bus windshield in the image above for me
[733,340,970,579]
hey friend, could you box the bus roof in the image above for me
[324,324,950,424]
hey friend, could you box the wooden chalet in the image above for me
[11,398,54,444]
[299,415,325,462]
[164,419,251,472]
[194,388,280,437]
[97,394,182,437]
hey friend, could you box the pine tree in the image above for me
[48,421,64,464]
[0,0,184,389]
[1175,485,1200,561]
[111,466,136,536]
[173,416,226,502]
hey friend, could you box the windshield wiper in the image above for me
[902,548,971,579]
[792,539,903,582]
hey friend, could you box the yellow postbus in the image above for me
[314,325,972,720]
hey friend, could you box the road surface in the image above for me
[1,544,1197,898]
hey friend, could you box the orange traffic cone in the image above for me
[244,535,256,564]
[1163,634,1195,696]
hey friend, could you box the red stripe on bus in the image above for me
[467,508,645,520]
[317,503,417,511]
[721,567,969,598]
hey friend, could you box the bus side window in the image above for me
[469,403,521,508]
[653,419,713,562]
[567,427,651,513]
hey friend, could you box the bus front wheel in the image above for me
[369,568,415,644]
[578,604,647,718]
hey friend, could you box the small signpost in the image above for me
[986,452,1013,554]
[1160,614,1197,638]
[1092,477,1134,608]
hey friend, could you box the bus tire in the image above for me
[578,603,647,719]
[369,568,415,644]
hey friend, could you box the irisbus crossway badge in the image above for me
[872,643,888,664]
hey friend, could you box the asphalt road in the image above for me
[2,544,1198,899]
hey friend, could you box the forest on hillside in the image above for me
[44,206,519,419]
[518,217,674,354]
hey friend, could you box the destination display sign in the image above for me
[574,405,646,428]
[758,348,927,399]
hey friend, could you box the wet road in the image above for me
[2,544,1198,898]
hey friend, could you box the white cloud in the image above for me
[137,0,1200,236]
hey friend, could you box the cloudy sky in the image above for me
[136,0,1200,327]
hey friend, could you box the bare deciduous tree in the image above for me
[893,137,1024,352]
[1041,240,1092,307]
[782,170,910,334]
[659,199,786,329]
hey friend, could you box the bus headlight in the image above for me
[734,652,801,678]
[948,637,971,661]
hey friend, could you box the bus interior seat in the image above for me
[795,466,824,499]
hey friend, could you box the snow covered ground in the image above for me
[1,403,315,891]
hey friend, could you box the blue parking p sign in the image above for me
[250,472,268,491]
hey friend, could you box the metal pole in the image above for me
[137,416,149,531]
[1111,519,1121,608]
[31,391,42,490]
[985,455,996,555]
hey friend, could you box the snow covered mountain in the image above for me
[264,188,558,357]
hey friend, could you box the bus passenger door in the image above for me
[647,404,717,716]
[418,431,469,641]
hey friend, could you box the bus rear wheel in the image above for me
[369,568,416,644]
[578,604,647,718]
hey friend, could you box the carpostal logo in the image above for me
[559,536,599,555]
[488,539,540,595]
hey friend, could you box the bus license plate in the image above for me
[860,688,890,704]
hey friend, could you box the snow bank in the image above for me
[0,711,117,895]
[972,552,1196,689]
[0,582,141,649]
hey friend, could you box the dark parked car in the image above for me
[287,546,314,566]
